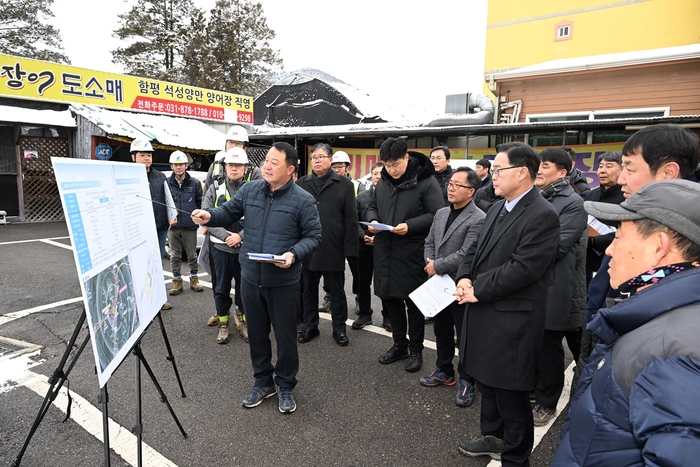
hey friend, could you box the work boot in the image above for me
[169,278,183,295]
[161,302,172,310]
[190,276,204,292]
[207,314,220,326]
[232,307,248,342]
[217,322,230,344]
[318,293,331,313]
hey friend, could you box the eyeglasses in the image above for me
[447,182,473,190]
[492,166,522,177]
[430,156,446,161]
[310,155,331,162]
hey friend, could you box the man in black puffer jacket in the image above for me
[366,138,444,373]
[191,142,321,415]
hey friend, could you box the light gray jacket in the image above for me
[424,200,485,280]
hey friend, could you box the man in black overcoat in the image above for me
[454,142,560,467]
[297,143,358,346]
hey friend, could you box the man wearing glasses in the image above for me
[430,146,453,206]
[297,143,358,346]
[367,138,444,373]
[420,167,485,408]
[454,142,560,466]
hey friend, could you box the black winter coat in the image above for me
[540,180,587,330]
[296,170,358,271]
[167,172,202,230]
[206,178,322,287]
[456,188,560,391]
[356,187,374,252]
[366,152,444,299]
[474,183,502,213]
[147,168,169,230]
[434,165,453,206]
[582,184,624,280]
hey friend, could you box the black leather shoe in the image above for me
[333,332,349,346]
[405,351,423,372]
[378,345,409,364]
[297,328,320,343]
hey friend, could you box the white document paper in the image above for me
[164,179,177,222]
[247,252,286,263]
[587,215,616,236]
[360,221,394,231]
[409,274,457,318]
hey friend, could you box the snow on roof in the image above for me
[491,43,700,80]
[271,69,436,124]
[0,105,76,127]
[70,104,225,151]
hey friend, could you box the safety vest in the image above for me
[214,180,231,207]
[350,178,360,197]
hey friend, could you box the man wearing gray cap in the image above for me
[552,179,700,466]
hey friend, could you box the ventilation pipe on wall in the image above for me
[424,93,496,127]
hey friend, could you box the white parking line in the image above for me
[0,236,70,246]
[0,297,84,326]
[17,370,178,467]
[40,238,74,250]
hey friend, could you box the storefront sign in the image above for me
[0,54,253,124]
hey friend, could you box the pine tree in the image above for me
[206,0,283,96]
[112,0,200,80]
[112,0,283,97]
[0,0,70,63]
[178,9,224,90]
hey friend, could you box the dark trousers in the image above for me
[434,301,473,382]
[535,330,565,410]
[211,248,242,317]
[387,298,424,352]
[564,328,582,364]
[301,269,347,334]
[477,381,533,467]
[241,279,299,389]
[357,249,375,315]
[157,228,167,259]
[347,256,359,295]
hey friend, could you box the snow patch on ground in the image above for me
[0,349,44,394]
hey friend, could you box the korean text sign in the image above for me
[0,53,253,124]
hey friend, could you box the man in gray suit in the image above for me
[420,167,485,409]
[454,142,560,466]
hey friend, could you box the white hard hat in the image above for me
[130,139,153,152]
[225,125,249,144]
[223,147,249,165]
[169,150,189,164]
[332,151,351,165]
[214,150,227,162]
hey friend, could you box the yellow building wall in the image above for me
[484,0,700,77]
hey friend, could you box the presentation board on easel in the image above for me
[52,157,167,387]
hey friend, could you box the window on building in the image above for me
[591,130,636,144]
[555,20,573,42]
[527,108,670,124]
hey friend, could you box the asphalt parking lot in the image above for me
[0,221,571,466]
